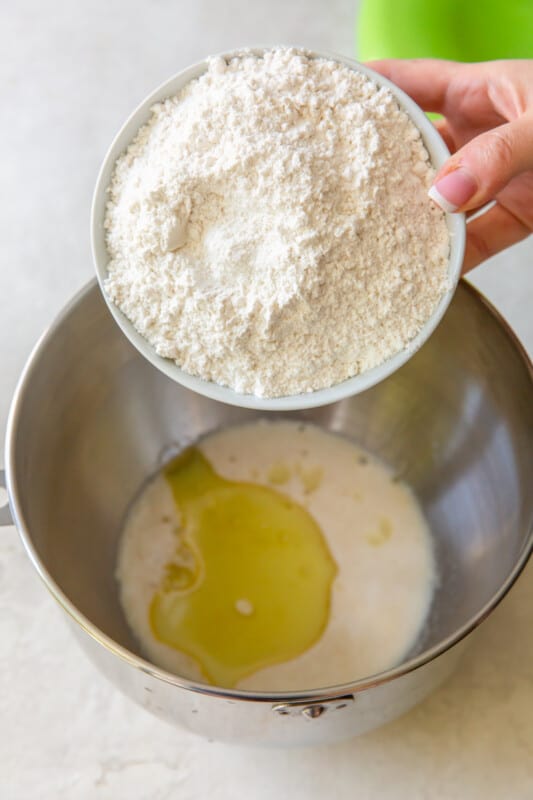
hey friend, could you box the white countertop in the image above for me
[1,2,532,797]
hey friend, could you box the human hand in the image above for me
[368,59,533,272]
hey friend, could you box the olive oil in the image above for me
[149,446,337,688]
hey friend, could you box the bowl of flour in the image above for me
[91,47,465,410]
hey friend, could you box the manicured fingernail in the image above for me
[428,168,477,212]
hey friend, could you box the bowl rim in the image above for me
[5,278,532,703]
[90,45,466,411]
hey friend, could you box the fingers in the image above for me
[429,115,533,212]
[462,202,531,272]
[433,118,457,154]
[367,59,462,112]
[368,58,533,271]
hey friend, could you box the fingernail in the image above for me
[428,168,477,212]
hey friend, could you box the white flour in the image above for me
[104,48,450,397]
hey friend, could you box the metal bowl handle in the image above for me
[0,470,13,526]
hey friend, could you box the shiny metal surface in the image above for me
[0,469,11,525]
[273,695,355,719]
[4,279,533,745]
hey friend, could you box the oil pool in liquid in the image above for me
[149,446,337,688]
[116,420,436,691]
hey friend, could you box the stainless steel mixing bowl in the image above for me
[3,280,532,746]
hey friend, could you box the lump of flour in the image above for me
[104,48,450,397]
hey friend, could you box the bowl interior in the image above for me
[9,280,532,693]
[91,47,466,411]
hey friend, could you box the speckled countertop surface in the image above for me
[1,2,532,797]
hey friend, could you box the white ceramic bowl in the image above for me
[91,47,466,411]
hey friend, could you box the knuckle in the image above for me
[483,129,514,172]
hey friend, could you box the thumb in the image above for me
[428,114,533,213]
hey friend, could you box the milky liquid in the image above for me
[116,420,436,691]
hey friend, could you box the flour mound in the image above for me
[104,48,450,398]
